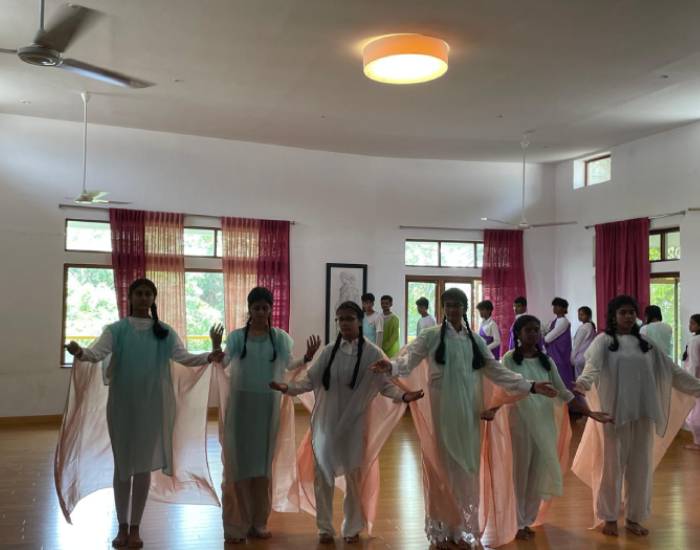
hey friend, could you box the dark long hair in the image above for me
[578,306,596,331]
[434,288,484,369]
[128,278,169,340]
[605,295,650,353]
[322,301,365,391]
[682,313,700,361]
[511,314,550,371]
[240,286,277,362]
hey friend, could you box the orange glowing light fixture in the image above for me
[363,34,449,84]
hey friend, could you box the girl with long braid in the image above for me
[573,295,700,537]
[683,313,700,451]
[504,315,611,541]
[64,278,223,549]
[371,288,558,549]
[216,286,321,544]
[270,301,423,544]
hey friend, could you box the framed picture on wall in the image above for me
[325,263,368,343]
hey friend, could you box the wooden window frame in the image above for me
[405,239,483,268]
[650,226,680,262]
[584,153,611,187]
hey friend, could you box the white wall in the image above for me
[552,121,700,338]
[0,113,555,417]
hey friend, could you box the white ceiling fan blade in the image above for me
[59,58,153,88]
[103,200,132,205]
[529,221,578,228]
[481,217,519,228]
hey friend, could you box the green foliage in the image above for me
[405,241,438,266]
[185,272,224,352]
[407,282,436,341]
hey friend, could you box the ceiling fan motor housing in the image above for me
[18,45,61,66]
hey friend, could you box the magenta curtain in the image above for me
[109,208,146,318]
[482,229,526,356]
[257,219,291,331]
[594,217,650,330]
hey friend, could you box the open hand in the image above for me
[210,323,224,349]
[305,335,322,361]
[269,381,289,393]
[402,389,424,403]
[370,359,392,374]
[480,406,501,421]
[533,382,558,398]
[64,341,83,357]
[588,411,614,424]
[208,349,225,364]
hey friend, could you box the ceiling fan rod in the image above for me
[39,0,45,32]
[81,91,89,194]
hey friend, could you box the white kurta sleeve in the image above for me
[286,357,306,371]
[571,323,593,359]
[576,334,607,390]
[484,320,501,351]
[171,332,211,366]
[286,352,327,396]
[666,353,700,396]
[544,317,570,344]
[390,332,430,377]
[77,327,113,363]
[377,374,405,402]
[482,361,531,394]
[691,337,700,378]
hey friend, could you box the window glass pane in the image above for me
[184,228,216,257]
[586,156,611,185]
[476,243,484,268]
[185,271,225,352]
[64,267,118,363]
[406,281,437,342]
[666,231,680,260]
[649,234,661,261]
[66,220,112,252]
[440,242,475,267]
[650,277,679,361]
[405,241,438,266]
[216,230,223,258]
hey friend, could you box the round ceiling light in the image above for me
[363,34,449,85]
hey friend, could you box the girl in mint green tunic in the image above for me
[218,287,320,543]
[505,315,611,541]
[64,278,221,549]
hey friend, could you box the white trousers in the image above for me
[314,466,365,537]
[222,477,272,539]
[510,426,545,529]
[598,418,653,523]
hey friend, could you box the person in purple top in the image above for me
[477,300,501,360]
[544,297,575,390]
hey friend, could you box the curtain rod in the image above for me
[399,225,484,232]
[58,203,296,224]
[584,209,687,230]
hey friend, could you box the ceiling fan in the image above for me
[480,134,577,229]
[0,1,152,88]
[66,92,131,205]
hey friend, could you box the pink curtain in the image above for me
[145,211,186,334]
[222,217,261,331]
[109,208,146,318]
[482,230,526,356]
[258,220,291,331]
[594,218,650,330]
[221,217,291,332]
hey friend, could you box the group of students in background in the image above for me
[61,279,700,549]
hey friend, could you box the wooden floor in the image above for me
[2,412,700,550]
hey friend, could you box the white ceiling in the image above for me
[2,0,700,162]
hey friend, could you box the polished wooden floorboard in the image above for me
[1,413,700,549]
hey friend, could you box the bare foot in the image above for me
[224,536,246,544]
[515,528,530,540]
[248,527,272,539]
[318,533,334,544]
[126,525,143,549]
[524,526,536,538]
[684,443,700,451]
[434,543,450,550]
[625,520,649,536]
[343,534,360,544]
[111,524,128,548]
[602,521,618,536]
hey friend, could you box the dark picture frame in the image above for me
[325,263,368,343]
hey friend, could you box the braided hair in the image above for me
[682,313,700,361]
[511,314,550,371]
[322,301,365,391]
[128,278,169,340]
[605,295,650,353]
[434,288,485,369]
[240,286,277,362]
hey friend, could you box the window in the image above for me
[185,271,225,352]
[584,154,611,186]
[650,273,681,363]
[183,227,223,257]
[649,227,680,262]
[405,240,483,268]
[65,220,112,252]
[62,266,119,364]
[405,276,482,342]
